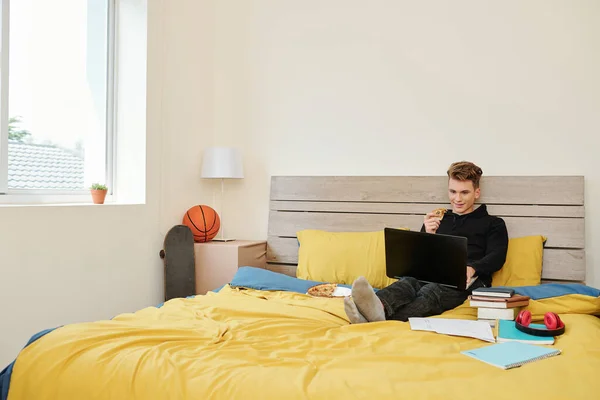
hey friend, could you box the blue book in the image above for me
[462,341,561,370]
[497,319,555,344]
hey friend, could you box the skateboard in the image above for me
[159,225,196,301]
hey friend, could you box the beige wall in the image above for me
[213,0,600,288]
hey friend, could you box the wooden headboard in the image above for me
[266,176,586,284]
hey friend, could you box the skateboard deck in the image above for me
[160,225,196,301]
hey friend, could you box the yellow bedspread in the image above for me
[8,286,600,400]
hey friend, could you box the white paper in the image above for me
[408,318,495,343]
[407,317,436,332]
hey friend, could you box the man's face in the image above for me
[448,178,480,215]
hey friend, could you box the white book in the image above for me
[477,307,518,320]
[469,299,529,309]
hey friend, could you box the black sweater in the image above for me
[420,204,509,286]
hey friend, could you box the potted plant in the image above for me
[90,183,108,204]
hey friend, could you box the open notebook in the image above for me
[462,341,561,370]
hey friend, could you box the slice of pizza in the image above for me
[307,283,337,298]
[433,208,447,220]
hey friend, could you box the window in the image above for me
[0,0,115,196]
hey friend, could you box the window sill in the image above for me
[0,193,144,207]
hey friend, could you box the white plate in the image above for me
[332,287,352,297]
[306,285,352,297]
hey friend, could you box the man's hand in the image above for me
[423,212,441,234]
[466,266,476,286]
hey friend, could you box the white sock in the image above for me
[352,276,386,322]
[344,296,368,324]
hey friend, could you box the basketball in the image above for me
[182,205,220,242]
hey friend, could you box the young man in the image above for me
[344,161,509,323]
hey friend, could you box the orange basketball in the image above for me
[182,205,220,242]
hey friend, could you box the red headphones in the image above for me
[515,310,565,336]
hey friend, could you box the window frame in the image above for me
[0,0,117,202]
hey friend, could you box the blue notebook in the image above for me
[496,319,555,345]
[462,341,561,370]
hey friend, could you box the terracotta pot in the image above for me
[91,189,108,204]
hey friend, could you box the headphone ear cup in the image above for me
[516,311,566,337]
[546,312,564,329]
[517,310,531,326]
[544,312,559,330]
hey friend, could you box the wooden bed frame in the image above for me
[265,176,586,284]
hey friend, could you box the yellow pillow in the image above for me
[491,235,547,287]
[296,229,399,289]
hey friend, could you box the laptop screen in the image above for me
[384,228,468,290]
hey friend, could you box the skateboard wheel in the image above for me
[159,249,165,259]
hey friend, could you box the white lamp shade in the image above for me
[201,147,244,179]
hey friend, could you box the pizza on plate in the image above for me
[307,283,338,298]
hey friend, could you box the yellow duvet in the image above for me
[8,286,600,400]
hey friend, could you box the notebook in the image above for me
[496,319,555,345]
[461,341,561,370]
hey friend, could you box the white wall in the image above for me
[154,0,217,232]
[0,205,162,367]
[0,0,217,367]
[212,0,600,288]
[0,1,158,367]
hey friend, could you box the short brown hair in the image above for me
[447,161,483,188]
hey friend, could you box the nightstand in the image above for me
[194,240,267,295]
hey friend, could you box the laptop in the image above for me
[384,227,473,291]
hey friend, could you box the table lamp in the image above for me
[201,146,244,241]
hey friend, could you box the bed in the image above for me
[2,175,599,400]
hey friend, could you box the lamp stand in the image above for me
[213,178,236,242]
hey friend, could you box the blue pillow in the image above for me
[229,268,598,300]
[229,266,351,294]
[509,283,600,300]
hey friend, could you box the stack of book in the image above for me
[469,287,530,326]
